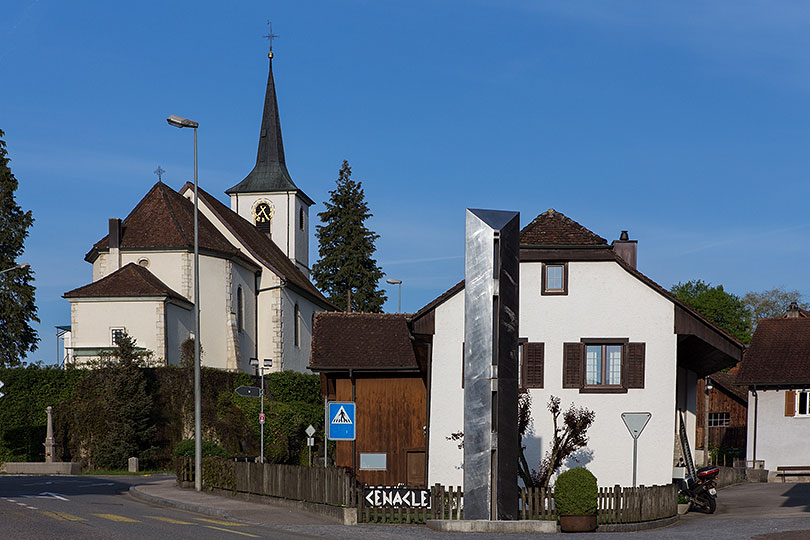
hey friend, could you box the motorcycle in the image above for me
[679,465,719,514]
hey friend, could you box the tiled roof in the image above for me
[64,262,188,303]
[736,318,810,386]
[520,209,608,246]
[185,183,331,308]
[309,312,418,370]
[85,182,242,262]
[709,371,748,402]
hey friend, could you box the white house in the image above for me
[736,304,810,476]
[62,52,333,371]
[410,209,743,488]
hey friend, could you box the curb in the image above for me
[128,484,232,520]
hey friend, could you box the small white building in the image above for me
[62,52,333,371]
[411,210,743,488]
[736,304,810,474]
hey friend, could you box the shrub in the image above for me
[173,438,230,459]
[554,467,598,516]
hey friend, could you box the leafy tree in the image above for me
[312,160,386,312]
[0,129,38,366]
[671,280,752,343]
[535,396,595,490]
[743,287,808,327]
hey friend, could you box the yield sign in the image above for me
[621,412,651,440]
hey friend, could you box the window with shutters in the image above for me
[542,263,568,295]
[563,340,645,393]
[797,391,810,416]
[520,341,544,389]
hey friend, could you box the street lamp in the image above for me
[386,278,402,313]
[0,262,30,275]
[167,114,201,491]
[250,358,273,463]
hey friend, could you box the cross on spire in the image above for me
[264,21,279,57]
[154,165,165,182]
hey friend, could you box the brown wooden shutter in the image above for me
[563,343,584,388]
[623,342,646,389]
[525,342,544,388]
[785,390,796,417]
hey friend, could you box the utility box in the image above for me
[128,457,139,473]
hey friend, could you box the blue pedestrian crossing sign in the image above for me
[327,401,356,441]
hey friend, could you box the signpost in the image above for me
[259,413,265,424]
[235,386,261,398]
[621,412,652,487]
[306,424,315,466]
[326,402,356,441]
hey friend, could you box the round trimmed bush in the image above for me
[554,467,598,516]
[173,439,230,459]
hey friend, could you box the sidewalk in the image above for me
[129,478,338,526]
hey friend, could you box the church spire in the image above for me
[226,49,303,196]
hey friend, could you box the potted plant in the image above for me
[554,467,598,532]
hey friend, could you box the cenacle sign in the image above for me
[364,487,431,508]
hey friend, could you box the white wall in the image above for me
[747,389,810,469]
[96,251,193,301]
[166,302,194,365]
[279,287,320,373]
[428,260,680,489]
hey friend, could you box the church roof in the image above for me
[309,312,418,371]
[85,182,248,264]
[64,262,189,303]
[226,57,312,204]
[520,208,608,246]
[185,183,331,308]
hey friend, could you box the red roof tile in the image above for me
[85,182,242,262]
[736,318,810,386]
[309,312,417,370]
[64,262,188,303]
[520,209,607,246]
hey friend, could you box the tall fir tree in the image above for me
[0,129,38,366]
[313,160,386,312]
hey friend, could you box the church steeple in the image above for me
[226,52,308,200]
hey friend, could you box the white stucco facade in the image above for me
[747,389,810,470]
[428,259,691,489]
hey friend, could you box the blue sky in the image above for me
[3,1,810,366]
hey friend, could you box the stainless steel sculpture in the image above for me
[464,208,520,521]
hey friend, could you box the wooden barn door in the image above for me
[406,451,426,487]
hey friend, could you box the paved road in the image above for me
[0,475,318,540]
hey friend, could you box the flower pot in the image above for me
[678,503,690,515]
[559,514,597,532]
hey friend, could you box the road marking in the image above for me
[145,516,194,525]
[39,492,69,501]
[79,482,115,488]
[93,513,140,522]
[41,511,86,521]
[203,525,259,537]
[194,517,249,527]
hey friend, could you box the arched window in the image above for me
[294,303,300,347]
[237,286,244,332]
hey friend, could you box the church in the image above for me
[61,50,333,372]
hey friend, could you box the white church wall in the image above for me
[94,251,193,301]
[198,254,229,370]
[279,287,320,373]
[231,260,258,373]
[166,302,194,366]
[293,197,309,274]
[230,191,304,267]
[427,260,680,490]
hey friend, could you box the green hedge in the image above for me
[554,467,598,516]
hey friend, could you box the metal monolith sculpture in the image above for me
[463,208,520,520]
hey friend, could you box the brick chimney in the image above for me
[109,218,122,272]
[612,230,638,269]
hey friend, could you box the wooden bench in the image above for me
[776,466,810,482]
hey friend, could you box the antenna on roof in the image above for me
[264,21,279,58]
[154,165,165,182]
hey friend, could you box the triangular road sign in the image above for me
[621,412,651,440]
[331,405,353,425]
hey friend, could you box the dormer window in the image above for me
[542,263,568,295]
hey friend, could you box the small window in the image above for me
[585,343,623,386]
[111,328,126,345]
[137,257,150,268]
[359,453,387,470]
[708,412,731,427]
[798,391,810,416]
[237,287,244,332]
[294,303,300,347]
[299,207,305,231]
[542,263,568,295]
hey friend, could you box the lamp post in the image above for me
[250,358,273,463]
[386,278,402,313]
[167,114,201,491]
[0,263,29,275]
